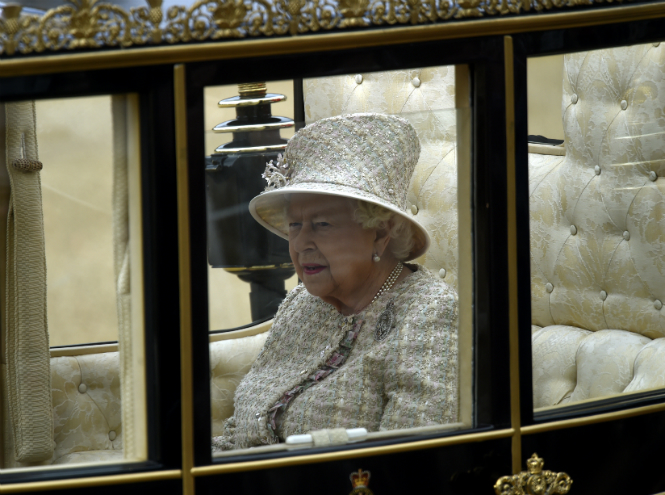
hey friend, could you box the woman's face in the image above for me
[287,194,380,304]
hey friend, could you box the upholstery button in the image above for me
[439,268,446,279]
[571,94,578,104]
[620,100,628,110]
[623,231,630,241]
[600,290,607,301]
[410,204,418,215]
[546,283,553,293]
[649,171,658,181]
[594,165,601,175]
[388,188,394,195]
[255,412,261,418]
[655,300,663,310]
[78,383,87,394]
[354,74,363,85]
[108,431,116,441]
[412,77,421,88]
[570,225,577,235]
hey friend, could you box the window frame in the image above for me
[181,35,514,468]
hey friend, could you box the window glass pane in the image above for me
[528,43,665,412]
[0,95,146,468]
[40,96,117,346]
[206,66,472,457]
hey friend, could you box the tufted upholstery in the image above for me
[49,353,123,464]
[531,43,665,408]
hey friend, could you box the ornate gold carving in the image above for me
[0,0,631,55]
[494,453,573,495]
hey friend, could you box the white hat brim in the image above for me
[249,182,430,261]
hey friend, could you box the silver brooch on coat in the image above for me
[374,301,396,341]
[262,153,292,190]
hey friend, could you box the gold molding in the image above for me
[503,34,521,476]
[1,1,665,78]
[174,63,195,495]
[191,428,515,476]
[0,0,639,57]
[522,401,665,435]
[0,470,182,493]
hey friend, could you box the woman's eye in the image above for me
[316,222,330,227]
[288,222,301,229]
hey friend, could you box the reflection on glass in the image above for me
[0,95,146,468]
[209,66,471,456]
[528,43,665,411]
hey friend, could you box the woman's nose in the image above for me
[291,223,314,253]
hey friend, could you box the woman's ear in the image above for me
[373,225,391,257]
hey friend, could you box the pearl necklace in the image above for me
[371,262,403,305]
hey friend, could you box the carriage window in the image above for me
[206,66,473,456]
[528,43,665,412]
[0,95,146,468]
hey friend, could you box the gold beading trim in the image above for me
[0,0,634,56]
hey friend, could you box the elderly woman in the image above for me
[213,113,458,451]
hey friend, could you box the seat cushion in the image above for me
[532,325,592,408]
[569,329,651,403]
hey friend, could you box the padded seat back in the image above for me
[530,43,665,408]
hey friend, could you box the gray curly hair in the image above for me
[354,200,414,261]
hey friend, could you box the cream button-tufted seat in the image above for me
[2,352,123,467]
[49,353,123,464]
[531,43,665,408]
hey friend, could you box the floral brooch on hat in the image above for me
[262,154,292,190]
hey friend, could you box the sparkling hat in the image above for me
[249,113,430,261]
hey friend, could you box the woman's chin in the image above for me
[301,278,330,298]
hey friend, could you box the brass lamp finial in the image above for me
[238,82,267,98]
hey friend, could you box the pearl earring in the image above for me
[373,254,380,262]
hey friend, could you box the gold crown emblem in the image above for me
[349,469,374,495]
[494,453,572,495]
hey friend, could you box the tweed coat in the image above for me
[212,264,458,451]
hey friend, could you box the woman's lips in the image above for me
[302,264,326,275]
